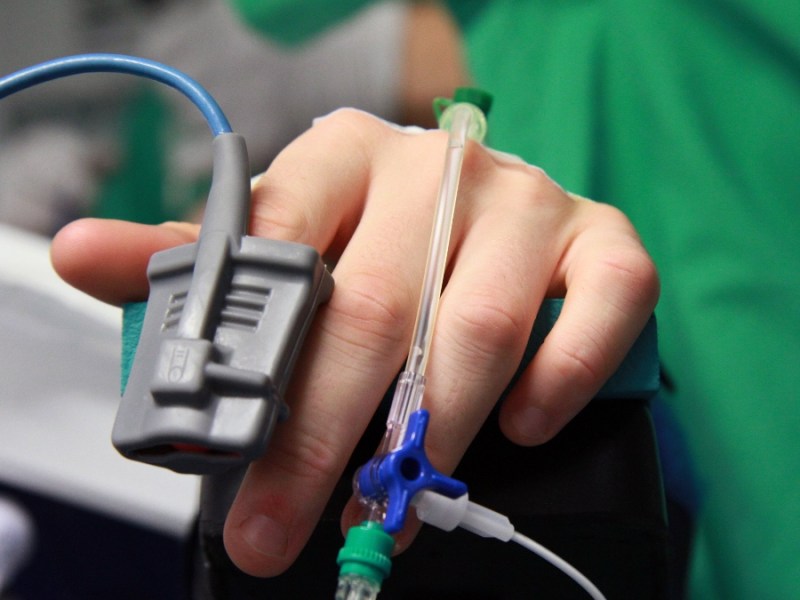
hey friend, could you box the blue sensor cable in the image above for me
[0,53,231,136]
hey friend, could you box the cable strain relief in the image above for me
[336,521,394,587]
[202,132,250,243]
[460,501,515,542]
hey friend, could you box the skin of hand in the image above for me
[51,108,659,577]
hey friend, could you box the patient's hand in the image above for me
[52,109,659,576]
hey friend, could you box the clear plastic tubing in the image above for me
[380,101,486,457]
[339,101,489,599]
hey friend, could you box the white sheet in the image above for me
[0,223,199,537]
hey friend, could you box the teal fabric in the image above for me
[230,2,800,597]
[121,301,147,395]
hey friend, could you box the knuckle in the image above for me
[322,107,379,128]
[388,128,451,176]
[499,166,551,199]
[250,188,312,242]
[518,168,562,210]
[445,286,529,361]
[271,426,341,487]
[550,327,609,392]
[464,149,561,209]
[581,202,661,311]
[313,107,387,145]
[459,143,499,188]
[516,162,553,191]
[325,268,413,354]
[599,243,661,312]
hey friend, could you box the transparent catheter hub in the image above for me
[335,574,380,600]
[350,98,486,529]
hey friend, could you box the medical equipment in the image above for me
[1,56,662,599]
[335,91,608,600]
[1,53,333,474]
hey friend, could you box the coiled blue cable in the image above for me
[0,53,232,136]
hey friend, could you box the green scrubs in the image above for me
[232,2,800,597]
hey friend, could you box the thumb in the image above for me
[51,218,199,305]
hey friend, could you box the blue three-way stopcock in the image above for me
[357,409,467,534]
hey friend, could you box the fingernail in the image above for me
[511,406,550,443]
[240,515,289,559]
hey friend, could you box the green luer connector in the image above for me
[336,520,394,587]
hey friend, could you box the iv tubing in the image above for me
[383,102,479,448]
[414,490,607,599]
[511,531,607,600]
[404,103,472,376]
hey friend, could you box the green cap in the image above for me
[433,87,493,122]
[337,521,395,586]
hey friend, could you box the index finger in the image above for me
[223,110,454,575]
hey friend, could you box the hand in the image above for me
[51,108,659,577]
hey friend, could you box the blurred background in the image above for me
[0,0,411,235]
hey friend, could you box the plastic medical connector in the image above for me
[352,90,491,520]
[382,88,493,447]
[413,490,514,541]
[335,521,394,600]
[114,132,333,474]
[356,409,467,534]
[433,87,492,142]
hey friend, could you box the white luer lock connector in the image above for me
[413,490,514,541]
[412,490,607,600]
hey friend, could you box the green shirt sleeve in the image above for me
[228,0,490,45]
[228,0,375,45]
